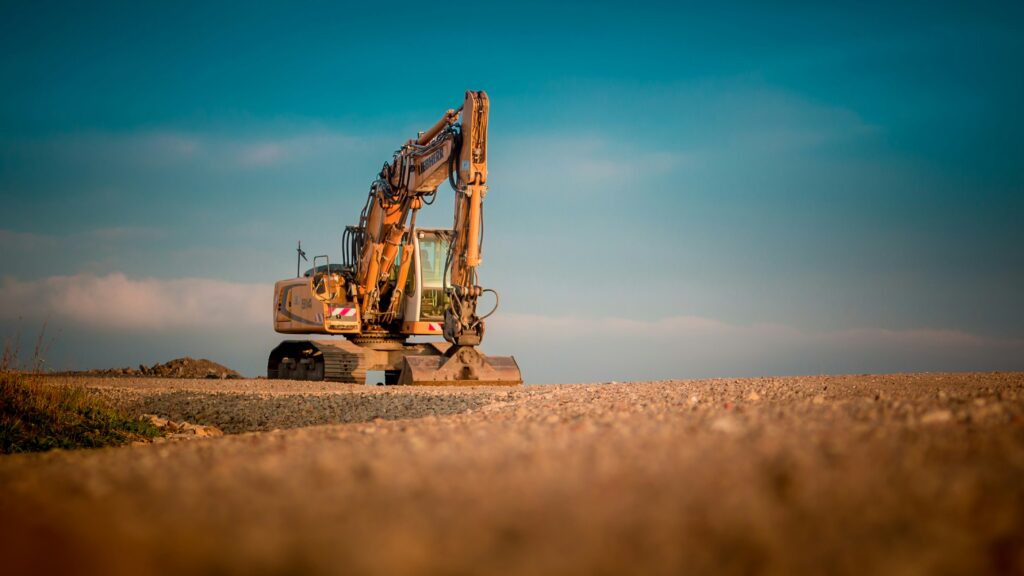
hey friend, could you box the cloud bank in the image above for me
[0,273,267,330]
[1,272,1021,380]
[485,313,1024,383]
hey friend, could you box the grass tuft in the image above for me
[0,371,162,454]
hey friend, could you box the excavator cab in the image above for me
[310,259,344,303]
[403,229,452,325]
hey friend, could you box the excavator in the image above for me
[267,91,522,386]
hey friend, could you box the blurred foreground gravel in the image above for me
[2,372,1023,575]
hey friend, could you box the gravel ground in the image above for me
[2,372,1023,575]
[85,378,511,433]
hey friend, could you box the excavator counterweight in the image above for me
[267,91,521,386]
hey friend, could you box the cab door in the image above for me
[402,230,451,334]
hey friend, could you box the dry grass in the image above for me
[0,371,162,453]
[1,334,161,454]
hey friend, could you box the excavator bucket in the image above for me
[399,346,522,386]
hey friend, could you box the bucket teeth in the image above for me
[400,346,522,386]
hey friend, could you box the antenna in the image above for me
[296,241,308,277]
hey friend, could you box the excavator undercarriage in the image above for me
[268,338,520,386]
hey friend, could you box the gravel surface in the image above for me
[2,372,1023,575]
[84,377,511,433]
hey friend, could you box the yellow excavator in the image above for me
[268,91,522,385]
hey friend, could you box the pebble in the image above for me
[921,410,953,425]
[710,416,742,435]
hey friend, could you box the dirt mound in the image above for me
[66,357,242,379]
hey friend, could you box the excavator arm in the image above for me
[354,91,491,346]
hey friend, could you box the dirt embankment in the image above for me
[59,357,242,379]
[1,372,1023,576]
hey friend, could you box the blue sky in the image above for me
[1,1,1022,381]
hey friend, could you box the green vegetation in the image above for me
[0,371,162,454]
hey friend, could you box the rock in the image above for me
[710,416,742,435]
[197,424,224,436]
[142,417,224,439]
[141,414,168,428]
[971,403,1004,422]
[921,410,953,425]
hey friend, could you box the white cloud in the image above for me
[0,273,268,330]
[706,83,881,151]
[1,276,1019,381]
[0,229,59,251]
[492,134,693,196]
[483,313,1024,383]
[38,131,202,166]
[230,132,369,167]
[237,142,285,166]
[85,226,166,242]
[0,227,164,248]
[141,132,200,157]
[1,128,369,173]
[491,313,1009,349]
[0,227,172,280]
